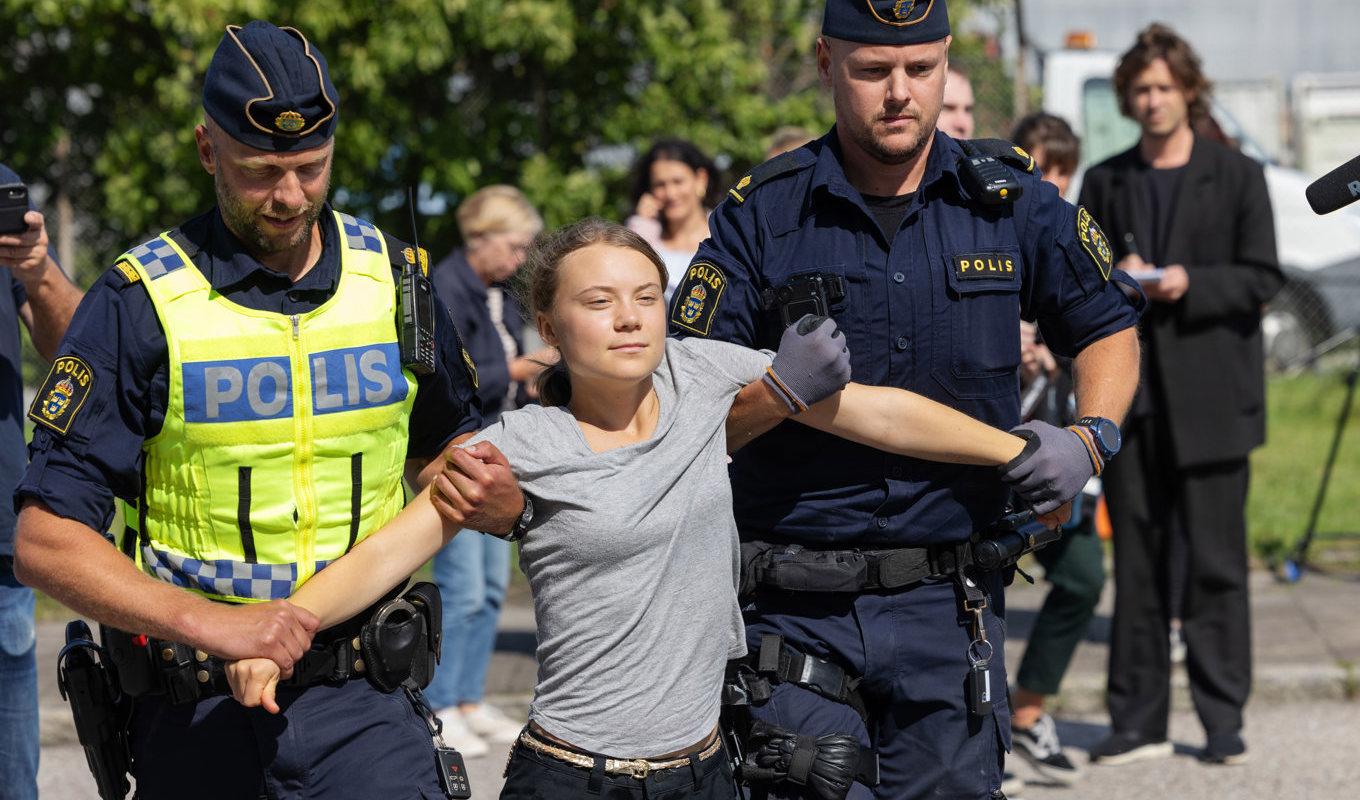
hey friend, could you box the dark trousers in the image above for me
[1014,516,1105,697]
[742,573,1009,800]
[1102,414,1253,739]
[500,740,735,799]
[129,678,445,799]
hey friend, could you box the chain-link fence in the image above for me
[1264,270,1360,374]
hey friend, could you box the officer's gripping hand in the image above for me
[431,441,524,536]
[1000,420,1100,516]
[194,599,320,679]
[226,658,283,714]
[764,314,852,414]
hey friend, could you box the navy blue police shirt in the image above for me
[430,250,512,423]
[16,205,481,535]
[669,129,1141,547]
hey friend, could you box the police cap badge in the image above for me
[822,0,951,46]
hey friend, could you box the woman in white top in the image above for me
[626,139,716,301]
[225,219,1057,799]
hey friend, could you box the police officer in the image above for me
[671,2,1144,798]
[13,21,522,799]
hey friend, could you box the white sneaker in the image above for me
[1169,625,1187,665]
[435,707,489,758]
[462,703,524,744]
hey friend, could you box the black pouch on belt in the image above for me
[360,581,440,693]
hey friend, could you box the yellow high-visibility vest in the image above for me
[117,210,416,602]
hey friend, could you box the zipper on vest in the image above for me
[288,313,318,587]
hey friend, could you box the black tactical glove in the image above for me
[745,721,859,800]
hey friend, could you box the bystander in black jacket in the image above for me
[1079,135,1285,466]
[1079,133,1284,748]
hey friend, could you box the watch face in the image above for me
[1094,419,1121,453]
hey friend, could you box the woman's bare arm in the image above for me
[795,383,1027,466]
[287,487,456,627]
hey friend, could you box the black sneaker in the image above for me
[1200,732,1248,765]
[1013,713,1081,784]
[1088,731,1173,766]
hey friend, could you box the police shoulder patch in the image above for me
[727,148,816,204]
[1075,206,1113,281]
[670,262,727,336]
[29,355,95,436]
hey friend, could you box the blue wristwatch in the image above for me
[1076,416,1122,461]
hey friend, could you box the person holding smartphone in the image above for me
[0,163,83,800]
[626,139,717,302]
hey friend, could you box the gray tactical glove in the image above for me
[999,420,1102,514]
[764,314,852,413]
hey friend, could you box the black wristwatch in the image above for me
[1076,416,1122,461]
[501,492,533,542]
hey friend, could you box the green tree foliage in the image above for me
[2,0,1003,268]
[0,0,845,264]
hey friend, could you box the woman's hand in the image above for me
[226,658,283,714]
[634,192,662,220]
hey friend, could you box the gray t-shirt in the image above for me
[470,337,772,757]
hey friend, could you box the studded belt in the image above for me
[516,729,723,780]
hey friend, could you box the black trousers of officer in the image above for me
[1102,412,1253,740]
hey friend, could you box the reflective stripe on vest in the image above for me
[117,210,416,602]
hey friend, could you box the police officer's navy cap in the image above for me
[203,21,339,152]
[822,0,951,45]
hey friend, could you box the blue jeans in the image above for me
[0,559,38,800]
[425,531,510,709]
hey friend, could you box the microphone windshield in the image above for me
[1306,152,1360,215]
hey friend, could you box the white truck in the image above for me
[1041,47,1360,368]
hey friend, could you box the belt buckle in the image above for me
[623,759,651,779]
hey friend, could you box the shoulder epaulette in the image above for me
[958,138,1039,175]
[110,227,198,287]
[381,231,430,277]
[727,147,817,204]
[110,260,142,286]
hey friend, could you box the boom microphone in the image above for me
[1306,152,1360,215]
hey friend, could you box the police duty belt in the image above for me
[740,539,973,596]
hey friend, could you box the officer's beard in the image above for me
[216,173,329,258]
[862,118,931,166]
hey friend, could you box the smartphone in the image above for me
[0,183,30,235]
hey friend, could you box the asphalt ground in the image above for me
[34,569,1360,798]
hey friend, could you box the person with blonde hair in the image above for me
[427,184,545,754]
